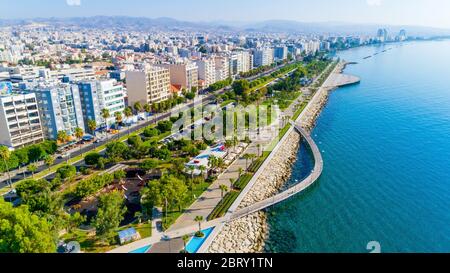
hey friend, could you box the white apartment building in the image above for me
[214,56,230,82]
[126,65,171,106]
[78,79,126,129]
[159,62,199,92]
[230,51,253,75]
[0,93,44,149]
[253,48,274,67]
[195,58,216,87]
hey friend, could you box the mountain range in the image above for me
[1,16,450,36]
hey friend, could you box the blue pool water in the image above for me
[186,228,214,253]
[266,40,450,253]
[129,245,151,253]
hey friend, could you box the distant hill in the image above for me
[1,16,449,36]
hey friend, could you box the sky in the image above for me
[2,0,450,29]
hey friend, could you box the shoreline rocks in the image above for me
[208,130,301,253]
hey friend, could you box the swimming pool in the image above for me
[185,228,214,253]
[129,245,152,253]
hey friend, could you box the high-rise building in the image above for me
[377,29,388,43]
[230,51,253,75]
[159,63,199,92]
[274,46,288,61]
[253,48,274,67]
[398,29,407,41]
[214,56,230,82]
[0,92,44,149]
[29,82,85,140]
[78,79,126,129]
[195,58,216,87]
[126,65,171,106]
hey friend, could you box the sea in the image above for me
[265,40,450,253]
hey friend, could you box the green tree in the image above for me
[44,155,54,168]
[219,184,228,199]
[0,199,57,253]
[140,159,159,172]
[134,102,143,115]
[57,130,68,144]
[181,234,190,253]
[87,119,97,135]
[27,163,38,178]
[0,146,12,188]
[93,191,126,240]
[105,141,128,163]
[56,164,76,181]
[143,103,151,121]
[74,127,84,141]
[84,152,101,166]
[101,108,110,126]
[67,212,86,233]
[123,107,133,135]
[194,215,204,234]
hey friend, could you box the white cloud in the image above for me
[366,0,382,6]
[66,0,81,6]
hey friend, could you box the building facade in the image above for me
[0,93,44,149]
[253,48,274,67]
[195,58,216,87]
[78,79,126,129]
[30,83,85,140]
[126,65,171,106]
[159,62,199,92]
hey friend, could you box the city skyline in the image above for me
[2,0,450,29]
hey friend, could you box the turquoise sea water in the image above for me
[266,40,450,253]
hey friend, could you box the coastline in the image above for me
[206,61,358,253]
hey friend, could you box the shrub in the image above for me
[84,152,101,166]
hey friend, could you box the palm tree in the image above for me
[143,103,151,122]
[123,107,133,135]
[217,157,225,170]
[243,153,252,170]
[74,127,84,141]
[101,108,110,128]
[101,108,111,140]
[257,144,262,157]
[114,111,123,139]
[28,163,37,178]
[194,216,204,234]
[219,184,228,199]
[44,155,54,168]
[181,235,190,253]
[238,167,244,178]
[229,178,235,191]
[87,119,97,135]
[0,146,12,189]
[57,130,68,144]
[134,102,143,116]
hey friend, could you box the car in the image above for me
[57,152,70,159]
[94,139,101,144]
